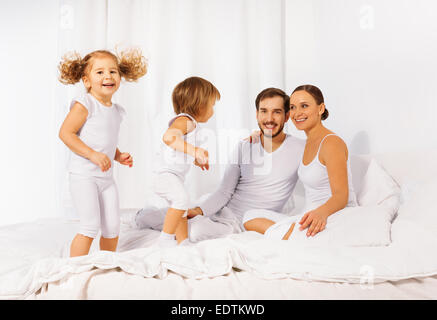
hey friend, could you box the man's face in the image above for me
[256,96,289,138]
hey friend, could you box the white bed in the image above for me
[1,150,437,300]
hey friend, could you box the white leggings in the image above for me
[69,173,120,239]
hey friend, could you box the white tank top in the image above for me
[155,113,198,179]
[297,134,357,212]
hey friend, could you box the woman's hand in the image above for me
[194,147,209,170]
[298,210,328,237]
[244,130,262,143]
[89,151,112,172]
[116,152,133,167]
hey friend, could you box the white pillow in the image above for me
[395,180,437,226]
[357,158,401,220]
[322,205,393,246]
[391,180,437,244]
[267,204,393,247]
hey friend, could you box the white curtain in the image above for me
[1,0,285,225]
[2,0,436,226]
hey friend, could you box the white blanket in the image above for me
[1,199,437,300]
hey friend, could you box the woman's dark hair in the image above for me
[292,84,329,120]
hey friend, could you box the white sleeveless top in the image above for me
[155,113,199,179]
[297,134,357,212]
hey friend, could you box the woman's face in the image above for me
[289,90,325,131]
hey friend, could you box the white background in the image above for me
[1,0,436,226]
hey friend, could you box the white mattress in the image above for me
[32,265,437,300]
[2,210,437,300]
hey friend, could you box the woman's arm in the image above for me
[299,136,350,236]
[59,102,111,172]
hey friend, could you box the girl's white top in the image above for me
[155,113,199,179]
[68,93,126,177]
[297,134,357,212]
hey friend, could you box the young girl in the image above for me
[155,76,220,247]
[58,49,147,257]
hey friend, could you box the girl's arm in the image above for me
[115,148,133,167]
[59,102,111,172]
[299,136,350,236]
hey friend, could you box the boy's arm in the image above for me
[162,116,197,157]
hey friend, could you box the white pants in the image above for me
[154,172,189,211]
[135,205,239,242]
[69,173,120,239]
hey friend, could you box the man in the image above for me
[132,87,305,242]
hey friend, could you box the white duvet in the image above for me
[1,157,437,300]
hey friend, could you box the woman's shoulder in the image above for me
[323,133,346,145]
[319,133,348,159]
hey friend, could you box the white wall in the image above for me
[285,0,437,154]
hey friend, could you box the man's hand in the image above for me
[187,207,203,219]
[298,210,328,237]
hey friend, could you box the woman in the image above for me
[243,85,357,240]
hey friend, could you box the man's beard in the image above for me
[258,121,285,138]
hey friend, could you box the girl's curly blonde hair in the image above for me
[58,48,147,85]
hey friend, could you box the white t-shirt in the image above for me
[68,93,126,177]
[199,134,306,220]
[155,113,199,179]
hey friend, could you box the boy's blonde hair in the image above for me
[58,48,147,85]
[172,77,220,116]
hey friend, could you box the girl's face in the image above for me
[83,56,121,103]
[289,90,325,131]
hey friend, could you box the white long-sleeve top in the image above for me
[199,134,305,221]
